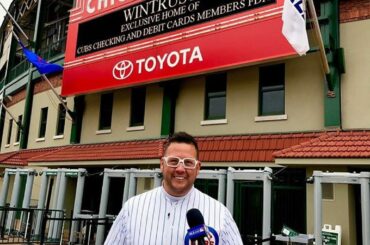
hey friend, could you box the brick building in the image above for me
[0,0,369,244]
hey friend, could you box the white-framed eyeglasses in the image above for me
[162,156,199,169]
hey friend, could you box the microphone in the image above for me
[186,209,208,245]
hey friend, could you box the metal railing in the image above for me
[39,37,67,61]
[0,206,114,244]
[0,206,64,244]
[8,59,30,81]
[244,234,276,244]
[64,217,114,245]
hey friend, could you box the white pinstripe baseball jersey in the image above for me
[104,186,243,245]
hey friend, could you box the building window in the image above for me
[56,104,66,136]
[205,73,227,120]
[15,115,22,143]
[322,183,334,200]
[39,107,48,138]
[259,64,285,116]
[99,93,113,130]
[144,178,152,190]
[6,119,13,145]
[130,87,146,127]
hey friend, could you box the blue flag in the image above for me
[19,41,63,74]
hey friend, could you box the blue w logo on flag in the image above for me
[19,41,63,74]
[282,0,309,55]
[291,0,305,18]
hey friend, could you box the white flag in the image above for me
[282,0,309,55]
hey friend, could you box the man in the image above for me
[105,132,243,244]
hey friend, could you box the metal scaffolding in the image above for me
[311,171,370,245]
[95,168,161,245]
[226,167,273,245]
[33,168,87,241]
[0,168,37,231]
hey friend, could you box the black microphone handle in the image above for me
[186,208,207,245]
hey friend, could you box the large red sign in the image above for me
[62,0,296,96]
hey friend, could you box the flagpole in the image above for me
[0,100,23,129]
[41,74,75,121]
[306,0,330,74]
[10,33,74,121]
[11,30,21,43]
[0,2,29,41]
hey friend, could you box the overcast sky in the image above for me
[0,0,12,27]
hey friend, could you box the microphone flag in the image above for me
[184,226,219,245]
[187,225,208,240]
[282,0,309,55]
[19,41,64,74]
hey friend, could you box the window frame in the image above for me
[129,87,146,127]
[38,107,48,138]
[98,93,114,130]
[55,103,66,136]
[258,64,285,116]
[6,119,13,145]
[204,73,227,120]
[15,115,22,143]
